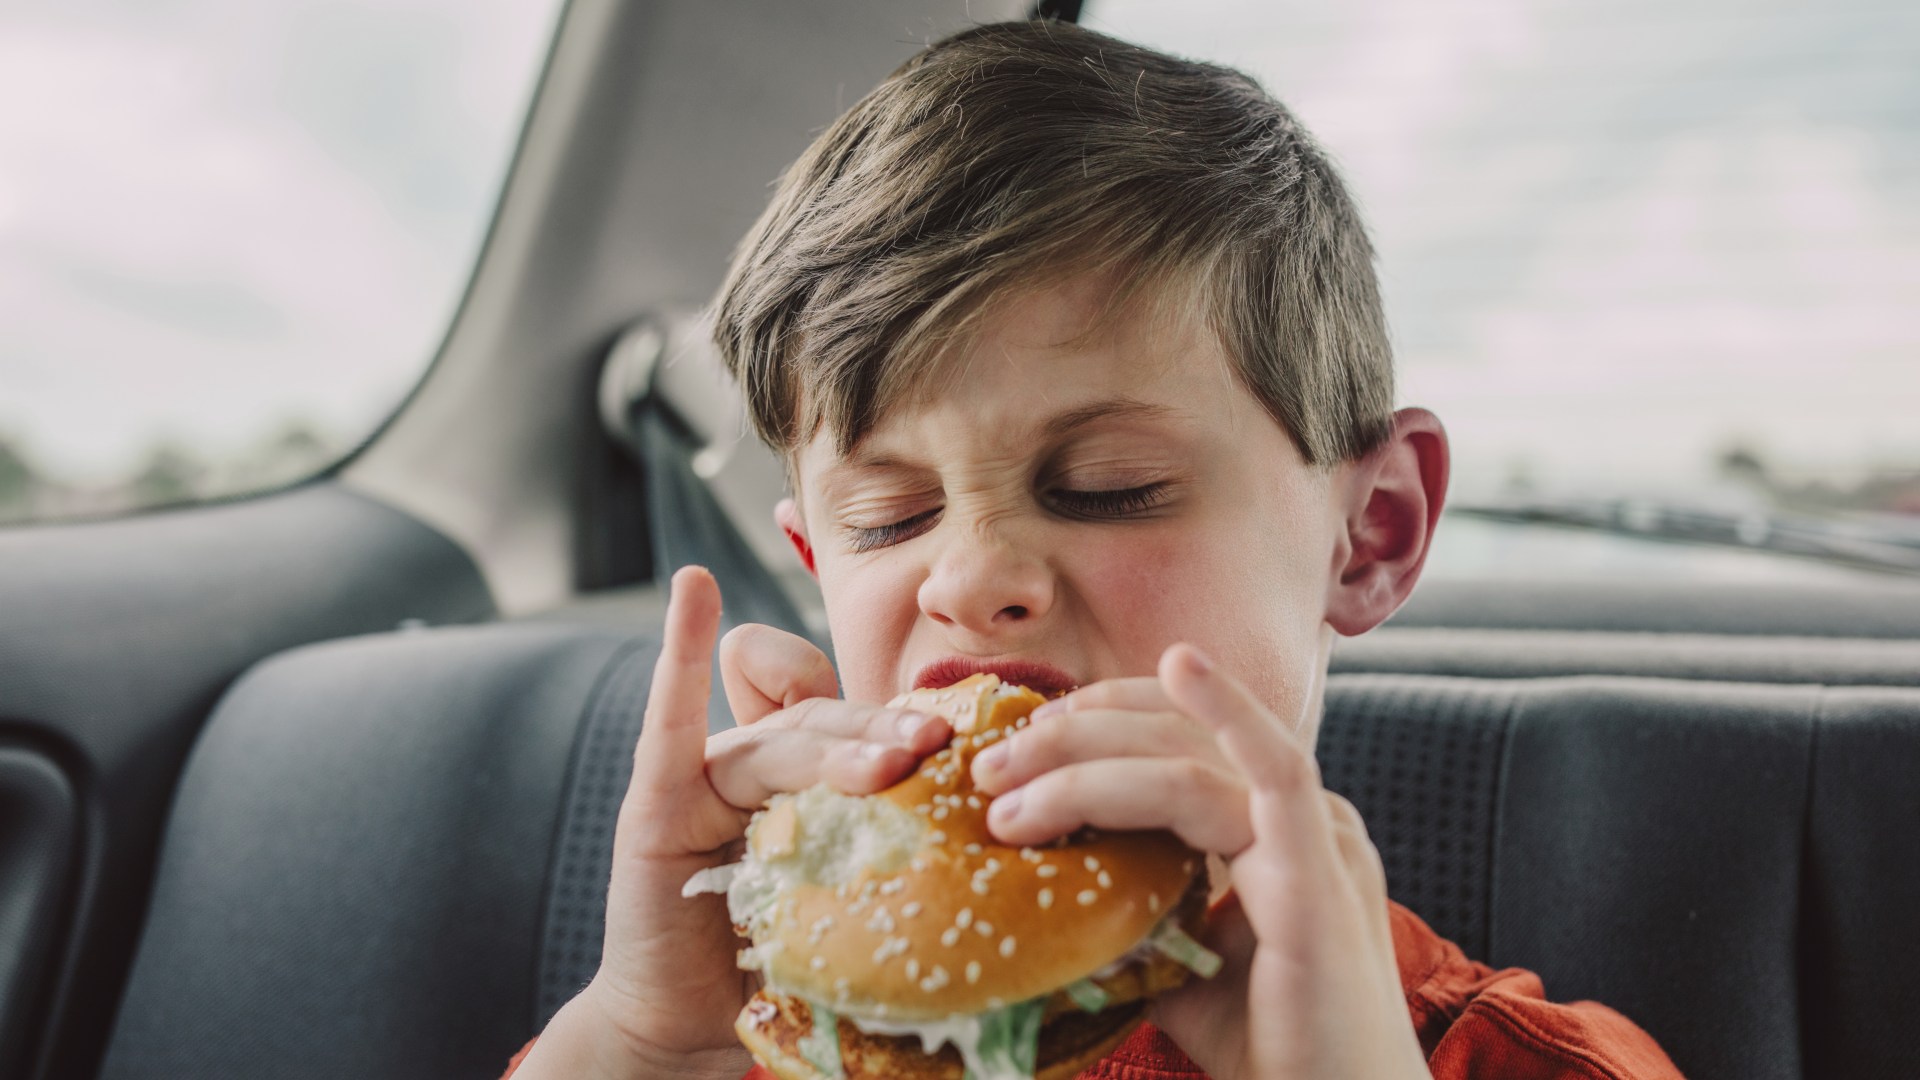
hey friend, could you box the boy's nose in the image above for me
[916,536,1055,636]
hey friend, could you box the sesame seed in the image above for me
[963,843,983,856]
[1078,889,1099,906]
[971,880,989,894]
[941,927,961,948]
[911,858,928,873]
[967,795,983,809]
[902,901,923,918]
[1038,888,1053,909]
[933,806,950,820]
[1036,864,1058,878]
[975,920,993,937]
[955,908,972,929]
[999,936,1017,958]
[988,997,1005,1009]
[1084,856,1101,872]
[966,961,982,984]
[929,830,947,844]
[1019,847,1041,863]
[1097,870,1113,889]
[1149,893,1161,914]
[986,858,1002,872]
[906,959,920,980]
[915,804,932,815]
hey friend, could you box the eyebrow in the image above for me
[819,397,1186,493]
[1039,397,1182,438]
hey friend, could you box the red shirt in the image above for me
[501,902,1684,1079]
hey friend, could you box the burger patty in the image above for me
[741,989,1150,1080]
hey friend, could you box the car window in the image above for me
[1087,0,1920,582]
[0,0,561,525]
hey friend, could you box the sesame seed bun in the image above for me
[742,674,1202,1020]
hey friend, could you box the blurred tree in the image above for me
[235,418,339,490]
[130,441,208,507]
[0,435,41,522]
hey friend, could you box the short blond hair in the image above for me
[713,20,1393,467]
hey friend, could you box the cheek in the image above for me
[1069,511,1329,720]
[815,555,921,703]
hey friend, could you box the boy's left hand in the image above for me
[973,645,1431,1080]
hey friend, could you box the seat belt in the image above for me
[600,317,821,730]
[632,397,810,638]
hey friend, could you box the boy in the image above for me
[507,20,1682,1080]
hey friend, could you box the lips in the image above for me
[912,656,1079,697]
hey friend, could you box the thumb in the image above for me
[719,622,839,724]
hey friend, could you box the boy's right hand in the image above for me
[514,567,950,1080]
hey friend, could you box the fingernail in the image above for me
[990,788,1023,820]
[860,742,891,760]
[1184,647,1214,676]
[975,742,1009,772]
[1031,699,1064,722]
[896,711,931,740]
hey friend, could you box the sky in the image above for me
[1090,0,1920,501]
[1,0,1916,508]
[0,0,558,484]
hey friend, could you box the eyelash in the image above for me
[844,483,1170,554]
[1052,483,1171,519]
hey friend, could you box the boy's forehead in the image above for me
[824,396,1189,471]
[794,322,1244,488]
[791,273,1248,492]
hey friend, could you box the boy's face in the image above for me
[786,276,1349,738]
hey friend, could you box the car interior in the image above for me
[3,1,1916,1078]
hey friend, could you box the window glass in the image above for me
[0,0,560,524]
[1089,0,1920,580]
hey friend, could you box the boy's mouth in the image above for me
[911,656,1079,697]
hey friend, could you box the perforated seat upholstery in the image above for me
[100,631,1920,1080]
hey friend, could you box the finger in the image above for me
[1031,676,1170,722]
[707,727,927,806]
[1159,644,1320,803]
[1325,792,1389,901]
[719,623,839,725]
[971,707,1218,794]
[629,567,724,801]
[1159,643,1341,875]
[985,757,1254,854]
[761,697,951,754]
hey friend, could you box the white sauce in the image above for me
[846,1011,1029,1080]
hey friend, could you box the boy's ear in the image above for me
[775,497,818,579]
[1324,408,1450,637]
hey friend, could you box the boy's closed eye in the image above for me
[837,480,1182,554]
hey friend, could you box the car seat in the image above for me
[96,330,1920,1080]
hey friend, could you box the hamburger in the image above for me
[683,674,1222,1079]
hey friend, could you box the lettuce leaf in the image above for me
[798,1003,844,1077]
[1147,919,1224,979]
[966,998,1044,1080]
[1064,977,1110,1013]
